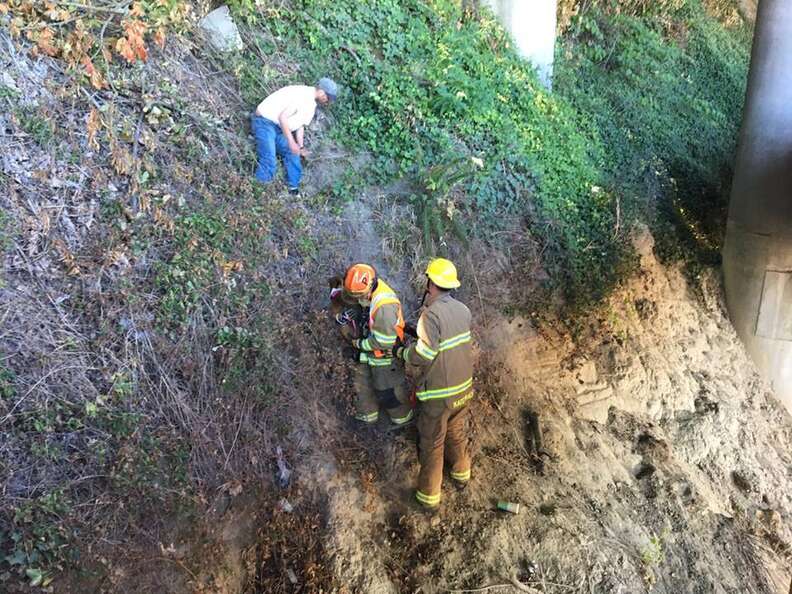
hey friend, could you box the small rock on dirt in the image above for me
[576,360,599,384]
[199,6,244,52]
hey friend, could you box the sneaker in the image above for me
[288,187,301,197]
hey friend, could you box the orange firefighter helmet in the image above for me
[343,263,377,299]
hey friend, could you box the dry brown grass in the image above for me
[0,22,353,591]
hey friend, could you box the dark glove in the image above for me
[340,324,356,342]
[404,323,418,338]
[343,346,360,362]
[335,309,356,326]
[392,344,405,360]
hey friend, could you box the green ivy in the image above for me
[2,490,71,589]
[555,5,750,265]
[232,0,749,305]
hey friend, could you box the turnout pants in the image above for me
[415,398,471,508]
[353,360,413,425]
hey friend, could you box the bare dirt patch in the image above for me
[307,226,792,594]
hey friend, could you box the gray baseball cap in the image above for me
[317,77,338,101]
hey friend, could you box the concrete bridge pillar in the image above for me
[483,0,557,89]
[723,0,792,411]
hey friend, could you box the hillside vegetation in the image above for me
[232,0,750,299]
[0,0,755,591]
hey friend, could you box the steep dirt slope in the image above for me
[68,204,792,594]
[86,216,792,594]
[308,227,792,594]
[1,9,788,593]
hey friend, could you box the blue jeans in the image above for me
[251,115,302,189]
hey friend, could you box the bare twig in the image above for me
[1,364,93,424]
[447,584,513,593]
[613,193,621,238]
[130,109,144,212]
[81,86,105,110]
[465,252,487,327]
[223,398,248,471]
[339,45,361,65]
[58,2,130,15]
[447,575,543,593]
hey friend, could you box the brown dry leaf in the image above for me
[9,17,22,38]
[33,26,59,57]
[129,1,144,18]
[110,141,134,175]
[136,44,148,62]
[64,19,95,65]
[117,19,148,63]
[153,206,174,233]
[31,169,49,183]
[38,209,51,233]
[115,37,135,64]
[105,248,129,267]
[130,20,148,59]
[82,56,106,90]
[221,260,244,278]
[52,238,81,276]
[86,107,101,150]
[44,2,68,21]
[154,26,166,49]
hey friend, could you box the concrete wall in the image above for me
[723,0,792,411]
[484,0,557,88]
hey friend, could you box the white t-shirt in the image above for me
[256,85,317,131]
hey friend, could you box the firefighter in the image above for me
[394,258,473,511]
[338,263,414,426]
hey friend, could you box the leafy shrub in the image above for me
[4,0,192,90]
[1,490,71,588]
[235,0,748,304]
[413,156,482,252]
[237,0,622,303]
[555,3,750,263]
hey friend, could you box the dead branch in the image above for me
[58,2,130,15]
[447,574,543,593]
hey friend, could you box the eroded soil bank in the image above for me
[119,229,792,594]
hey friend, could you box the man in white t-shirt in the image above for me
[251,77,338,196]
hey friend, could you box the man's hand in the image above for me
[293,126,307,157]
[278,109,300,155]
[299,148,311,158]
